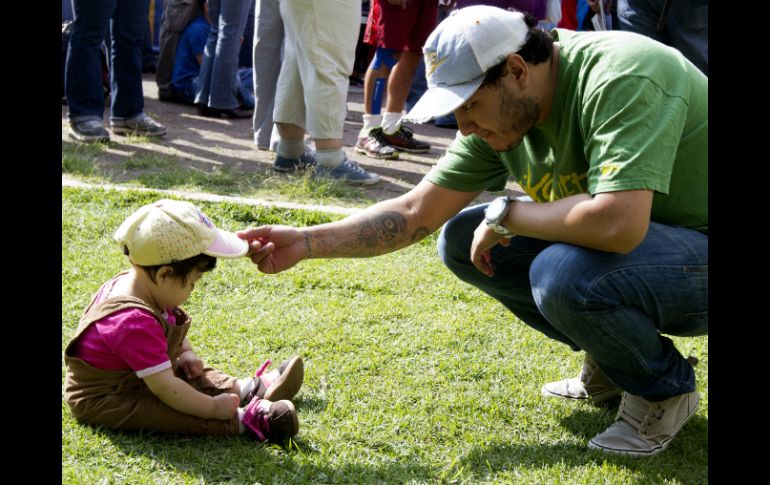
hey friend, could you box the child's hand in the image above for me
[176,350,204,379]
[212,393,240,419]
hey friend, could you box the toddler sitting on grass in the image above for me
[64,199,303,442]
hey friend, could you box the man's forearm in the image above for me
[304,209,431,259]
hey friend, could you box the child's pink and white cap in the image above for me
[114,199,248,266]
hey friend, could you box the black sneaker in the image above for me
[379,125,431,153]
[69,120,110,143]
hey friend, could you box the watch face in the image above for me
[486,197,507,222]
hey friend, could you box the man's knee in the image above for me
[530,243,591,328]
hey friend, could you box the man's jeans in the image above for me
[616,0,708,76]
[438,204,708,401]
[65,0,150,122]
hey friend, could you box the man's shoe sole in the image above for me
[111,126,167,137]
[69,131,110,143]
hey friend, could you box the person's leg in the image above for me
[194,0,220,106]
[375,0,435,151]
[252,0,284,149]
[109,0,150,119]
[65,0,116,122]
[237,67,255,109]
[282,0,379,184]
[271,2,314,173]
[664,0,708,76]
[530,222,707,400]
[355,47,399,159]
[383,51,419,116]
[438,204,577,346]
[207,0,251,110]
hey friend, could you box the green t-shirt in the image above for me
[426,29,708,233]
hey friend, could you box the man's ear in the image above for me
[505,53,528,83]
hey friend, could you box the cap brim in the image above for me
[402,76,484,124]
[205,229,249,259]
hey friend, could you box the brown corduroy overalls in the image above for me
[64,295,240,435]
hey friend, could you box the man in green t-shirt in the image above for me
[240,5,707,457]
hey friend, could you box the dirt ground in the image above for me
[61,74,521,207]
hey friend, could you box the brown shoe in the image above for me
[355,128,399,159]
[242,397,299,442]
[243,356,304,404]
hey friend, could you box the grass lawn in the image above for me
[62,188,708,484]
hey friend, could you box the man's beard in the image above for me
[495,88,540,152]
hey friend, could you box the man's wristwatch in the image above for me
[484,196,515,237]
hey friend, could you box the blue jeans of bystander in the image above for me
[66,0,150,121]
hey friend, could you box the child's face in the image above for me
[156,269,205,309]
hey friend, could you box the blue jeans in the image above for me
[65,0,150,121]
[616,0,708,76]
[195,0,251,110]
[177,68,253,107]
[438,204,708,401]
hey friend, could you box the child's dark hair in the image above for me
[481,12,554,89]
[123,246,217,284]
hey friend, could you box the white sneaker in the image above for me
[588,390,700,456]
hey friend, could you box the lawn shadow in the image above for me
[99,425,434,483]
[458,408,708,484]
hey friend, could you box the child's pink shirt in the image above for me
[70,274,178,378]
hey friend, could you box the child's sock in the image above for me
[238,407,246,433]
[237,378,257,401]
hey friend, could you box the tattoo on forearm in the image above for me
[311,212,432,257]
[358,211,407,248]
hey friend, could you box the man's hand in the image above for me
[175,350,203,379]
[211,393,240,420]
[470,221,513,277]
[238,225,309,274]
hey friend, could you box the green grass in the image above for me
[62,188,708,484]
[61,141,374,208]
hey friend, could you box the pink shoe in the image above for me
[241,397,299,442]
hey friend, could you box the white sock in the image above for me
[276,137,305,159]
[237,407,246,434]
[361,114,382,135]
[316,148,345,168]
[382,112,402,135]
[237,378,257,401]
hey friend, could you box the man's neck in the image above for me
[536,43,561,125]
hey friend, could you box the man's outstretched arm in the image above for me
[239,180,480,273]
